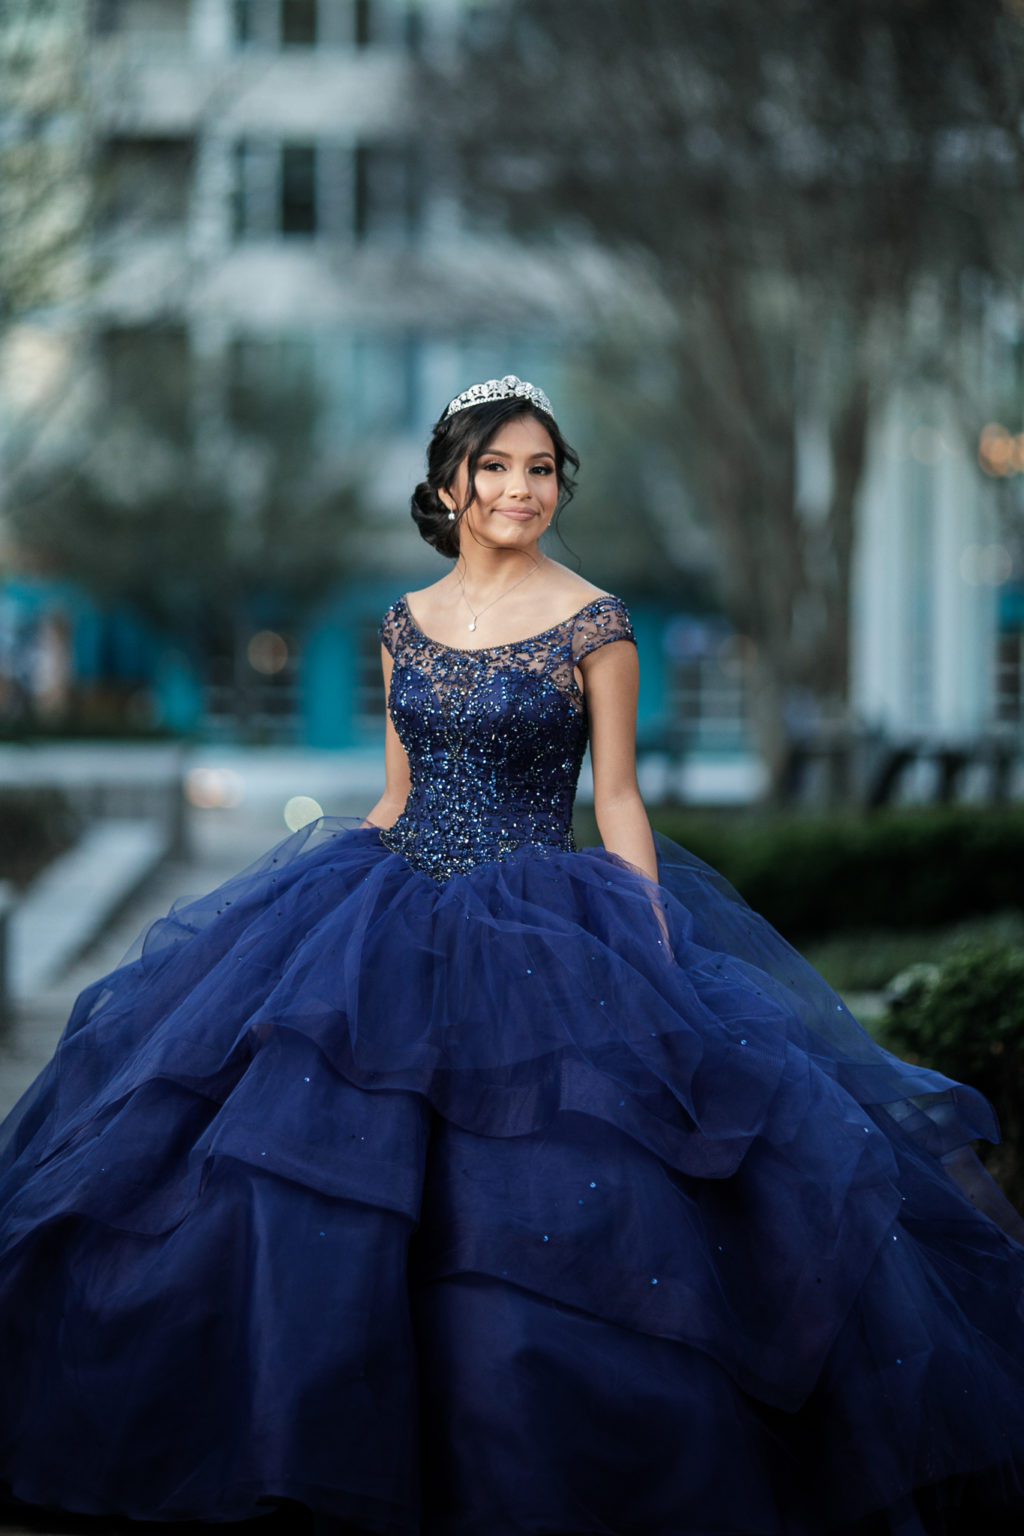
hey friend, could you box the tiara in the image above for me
[442,374,554,422]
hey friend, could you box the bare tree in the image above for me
[0,1,97,495]
[419,0,1024,799]
[1,3,373,727]
[9,340,374,667]
[0,2,272,502]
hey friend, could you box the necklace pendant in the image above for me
[467,621,477,632]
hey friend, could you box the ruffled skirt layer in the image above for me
[1,815,1023,1534]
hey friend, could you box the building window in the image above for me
[233,0,254,43]
[233,0,415,48]
[281,144,317,234]
[233,140,274,239]
[228,329,424,447]
[233,140,320,239]
[281,0,318,45]
[355,0,410,47]
[235,0,316,47]
[234,0,278,45]
[353,140,423,244]
[353,0,372,46]
[99,137,193,233]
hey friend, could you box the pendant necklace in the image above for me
[458,560,544,633]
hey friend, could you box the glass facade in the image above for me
[233,0,418,49]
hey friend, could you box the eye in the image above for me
[479,461,554,475]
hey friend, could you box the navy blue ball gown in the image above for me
[2,590,1024,1536]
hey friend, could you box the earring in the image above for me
[447,511,455,520]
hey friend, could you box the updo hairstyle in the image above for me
[410,398,580,559]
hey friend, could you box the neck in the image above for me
[452,549,549,599]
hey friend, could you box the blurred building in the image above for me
[0,0,1021,798]
[1,0,561,749]
[854,295,1024,763]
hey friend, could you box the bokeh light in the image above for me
[959,542,1014,585]
[247,630,290,676]
[185,766,246,810]
[977,423,1024,477]
[284,795,322,831]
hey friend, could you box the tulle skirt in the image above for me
[1,814,1023,1535]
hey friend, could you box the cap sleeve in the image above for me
[378,599,403,658]
[571,595,637,664]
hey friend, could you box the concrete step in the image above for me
[9,820,172,1002]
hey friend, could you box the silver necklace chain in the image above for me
[457,560,544,633]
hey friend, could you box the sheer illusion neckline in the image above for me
[399,592,613,655]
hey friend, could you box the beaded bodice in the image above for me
[376,592,637,882]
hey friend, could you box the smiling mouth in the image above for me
[496,508,536,516]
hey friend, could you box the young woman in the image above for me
[1,374,1023,1536]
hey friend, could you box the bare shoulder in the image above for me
[540,563,613,608]
[402,581,438,605]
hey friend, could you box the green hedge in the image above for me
[575,805,1024,943]
[803,910,1024,994]
[877,939,1024,1209]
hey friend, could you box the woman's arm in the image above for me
[583,638,655,877]
[360,643,412,831]
[582,639,672,951]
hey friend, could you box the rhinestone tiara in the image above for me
[441,374,554,422]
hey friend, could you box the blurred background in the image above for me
[1,2,1023,1204]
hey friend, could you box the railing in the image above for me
[0,742,188,857]
[781,727,1024,810]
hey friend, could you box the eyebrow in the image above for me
[482,448,555,460]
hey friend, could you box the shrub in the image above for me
[574,805,1024,943]
[877,939,1024,1208]
[803,909,1024,994]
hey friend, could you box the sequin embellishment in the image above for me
[376,594,637,883]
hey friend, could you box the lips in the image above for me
[496,508,536,519]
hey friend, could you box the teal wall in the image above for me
[304,581,673,750]
[0,575,205,735]
[1,574,675,748]
[999,583,1024,630]
[302,586,366,749]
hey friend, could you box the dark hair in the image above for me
[410,397,581,560]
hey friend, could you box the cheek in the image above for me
[468,472,490,504]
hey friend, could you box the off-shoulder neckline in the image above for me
[398,592,620,655]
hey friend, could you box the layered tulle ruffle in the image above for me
[1,814,1023,1534]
